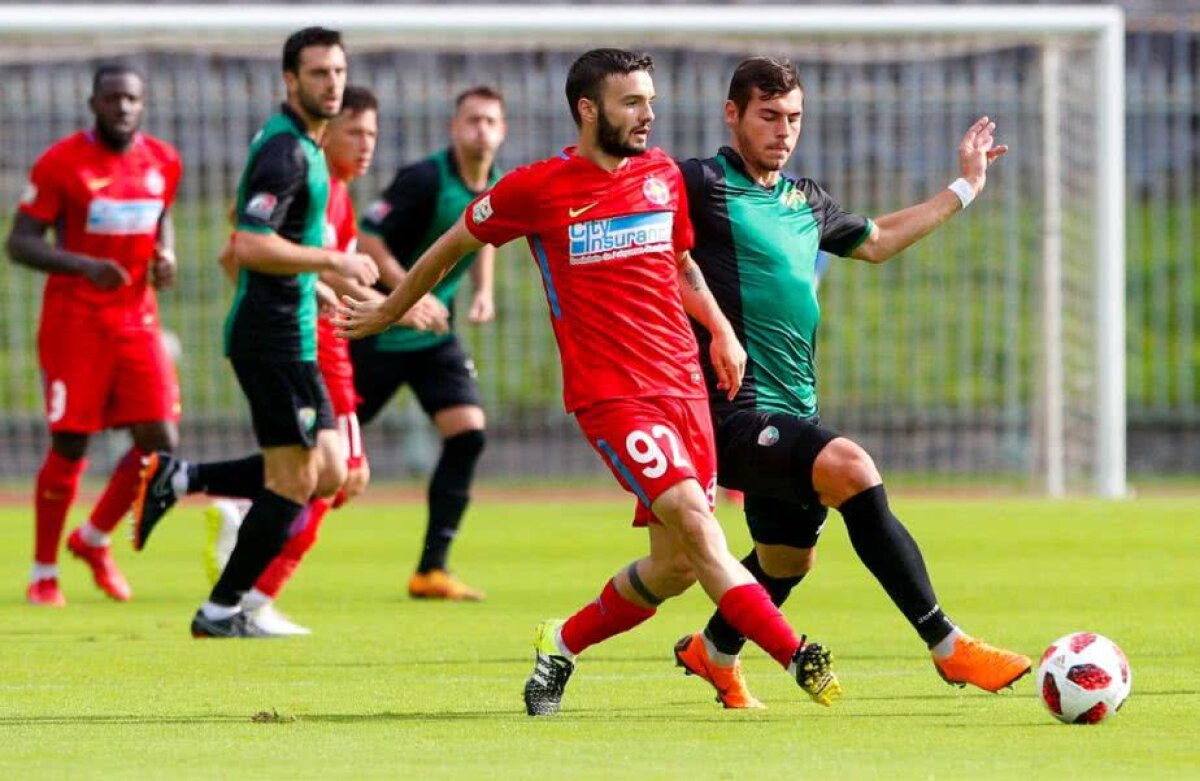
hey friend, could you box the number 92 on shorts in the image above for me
[575,395,717,527]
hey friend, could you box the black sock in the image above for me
[188,455,264,499]
[839,485,955,647]
[704,549,805,657]
[208,489,302,606]
[417,429,485,573]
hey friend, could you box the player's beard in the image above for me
[596,107,648,158]
[735,126,790,173]
[297,85,340,121]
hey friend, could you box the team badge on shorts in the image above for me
[757,425,780,447]
[245,192,278,221]
[297,406,317,435]
[472,195,493,224]
[643,176,670,206]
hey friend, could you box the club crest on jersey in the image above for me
[568,212,673,265]
[781,185,807,210]
[144,169,166,196]
[643,176,670,206]
[472,195,493,224]
[245,192,277,221]
[365,199,392,224]
[19,181,37,205]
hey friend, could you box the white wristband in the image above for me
[948,178,975,209]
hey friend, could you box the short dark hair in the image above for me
[92,64,142,95]
[454,85,505,113]
[282,27,343,74]
[727,57,804,115]
[565,48,654,126]
[340,85,378,116]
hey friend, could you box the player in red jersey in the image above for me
[5,65,182,606]
[337,49,842,715]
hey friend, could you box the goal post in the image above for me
[0,5,1126,496]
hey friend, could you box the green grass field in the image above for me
[1,493,1198,780]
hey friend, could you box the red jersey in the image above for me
[324,178,357,254]
[465,146,704,412]
[18,130,182,313]
[317,178,360,417]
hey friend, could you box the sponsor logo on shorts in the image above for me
[85,198,165,236]
[46,380,66,424]
[642,176,670,206]
[297,406,317,435]
[757,425,780,447]
[464,357,478,379]
[19,181,37,205]
[245,192,277,221]
[471,195,493,224]
[144,168,166,196]
[568,211,673,265]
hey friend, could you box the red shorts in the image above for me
[317,314,359,416]
[38,305,180,433]
[575,395,717,526]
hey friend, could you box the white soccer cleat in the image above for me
[249,603,312,636]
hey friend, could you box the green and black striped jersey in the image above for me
[680,147,873,419]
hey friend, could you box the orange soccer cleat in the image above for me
[407,569,486,601]
[674,632,765,709]
[933,634,1032,692]
[26,577,66,607]
[66,528,132,601]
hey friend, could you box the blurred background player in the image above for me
[353,86,507,601]
[5,64,182,606]
[674,57,1030,708]
[336,48,841,716]
[132,27,381,637]
[205,85,394,635]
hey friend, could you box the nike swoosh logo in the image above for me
[568,202,598,218]
[86,177,113,191]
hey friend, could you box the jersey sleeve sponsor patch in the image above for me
[245,192,278,221]
[19,181,37,205]
[471,194,493,224]
[363,199,392,225]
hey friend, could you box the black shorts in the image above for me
[230,357,335,449]
[350,334,481,424]
[716,409,841,549]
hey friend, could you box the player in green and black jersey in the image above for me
[672,57,1031,704]
[132,27,380,637]
[354,87,507,601]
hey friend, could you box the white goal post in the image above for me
[0,5,1126,497]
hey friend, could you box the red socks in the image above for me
[34,450,87,564]
[718,583,802,668]
[253,499,329,599]
[560,579,656,656]
[89,447,146,534]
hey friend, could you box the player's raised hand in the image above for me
[709,328,747,401]
[467,289,495,324]
[150,246,177,290]
[334,294,392,339]
[331,251,380,288]
[959,116,1009,194]
[399,295,450,334]
[83,258,132,291]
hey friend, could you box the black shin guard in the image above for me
[208,489,302,606]
[189,455,265,499]
[418,429,485,573]
[704,549,805,657]
[839,485,955,647]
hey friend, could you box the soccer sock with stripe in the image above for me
[188,455,264,499]
[88,446,146,535]
[558,579,656,656]
[716,582,803,668]
[253,499,329,599]
[208,489,302,607]
[703,549,805,657]
[34,450,86,568]
[418,429,485,573]
[838,485,956,648]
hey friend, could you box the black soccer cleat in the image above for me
[790,638,842,706]
[190,609,271,639]
[131,452,185,551]
[524,620,575,716]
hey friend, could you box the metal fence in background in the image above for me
[0,22,1196,487]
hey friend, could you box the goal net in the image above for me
[0,5,1125,496]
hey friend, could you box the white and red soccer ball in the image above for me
[1036,632,1131,724]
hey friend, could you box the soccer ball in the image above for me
[1036,632,1131,724]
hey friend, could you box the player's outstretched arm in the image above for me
[676,251,746,400]
[335,214,481,339]
[6,212,131,290]
[852,115,1008,264]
